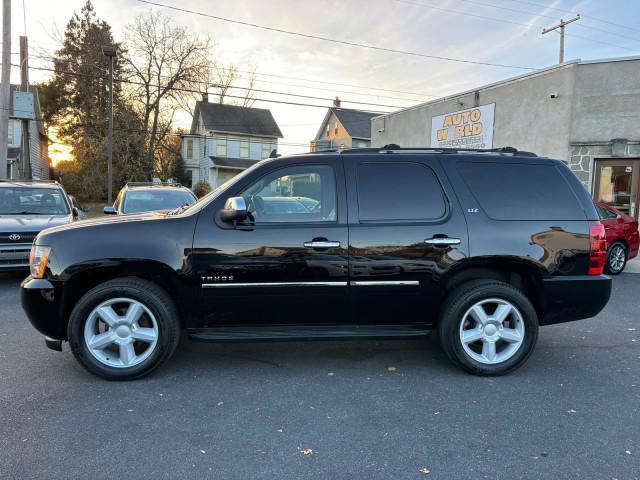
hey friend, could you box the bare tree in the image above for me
[210,63,257,107]
[122,10,212,172]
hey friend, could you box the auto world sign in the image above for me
[430,103,495,149]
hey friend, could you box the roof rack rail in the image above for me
[0,179,61,184]
[341,145,538,157]
[125,181,183,188]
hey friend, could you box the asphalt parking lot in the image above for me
[1,271,638,480]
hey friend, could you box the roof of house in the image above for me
[6,85,46,136]
[209,156,261,170]
[192,102,283,138]
[314,107,378,141]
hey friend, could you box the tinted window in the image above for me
[0,187,70,215]
[122,189,197,214]
[356,162,446,222]
[240,165,336,223]
[596,205,617,219]
[458,162,585,221]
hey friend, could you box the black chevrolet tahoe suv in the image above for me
[21,147,612,380]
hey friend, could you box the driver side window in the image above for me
[240,165,337,223]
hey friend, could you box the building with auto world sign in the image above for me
[371,56,640,223]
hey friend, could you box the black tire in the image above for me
[68,277,180,381]
[604,241,627,275]
[438,279,539,376]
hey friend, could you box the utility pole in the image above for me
[542,15,581,64]
[102,45,117,204]
[19,35,31,180]
[0,0,10,180]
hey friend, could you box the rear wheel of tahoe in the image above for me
[438,280,538,376]
[68,278,180,380]
[605,242,627,275]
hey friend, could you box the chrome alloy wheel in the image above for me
[459,298,525,365]
[83,297,159,368]
[609,245,626,273]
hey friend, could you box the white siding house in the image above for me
[181,100,282,188]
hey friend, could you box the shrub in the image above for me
[193,181,212,198]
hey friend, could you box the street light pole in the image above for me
[102,45,117,204]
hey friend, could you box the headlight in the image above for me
[29,245,51,279]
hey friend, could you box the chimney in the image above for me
[333,96,341,108]
[202,92,209,103]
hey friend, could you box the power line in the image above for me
[27,48,442,99]
[443,0,640,44]
[394,0,640,53]
[210,83,407,109]
[136,0,535,70]
[234,75,430,102]
[234,68,440,98]
[509,0,640,34]
[17,63,397,113]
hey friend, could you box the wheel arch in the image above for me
[608,237,628,250]
[440,259,545,324]
[59,260,190,333]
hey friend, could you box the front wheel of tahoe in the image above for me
[439,280,539,376]
[68,278,180,380]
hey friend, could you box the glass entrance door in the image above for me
[594,159,640,221]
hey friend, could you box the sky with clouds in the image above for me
[7,0,640,156]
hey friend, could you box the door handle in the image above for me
[425,237,461,246]
[303,240,341,249]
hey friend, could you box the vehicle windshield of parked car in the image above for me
[122,189,197,214]
[0,187,70,215]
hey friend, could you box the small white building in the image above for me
[181,100,283,188]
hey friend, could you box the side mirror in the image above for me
[103,206,117,215]
[220,196,248,223]
[72,207,79,218]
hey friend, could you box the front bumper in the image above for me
[0,243,31,270]
[539,275,612,325]
[20,276,67,340]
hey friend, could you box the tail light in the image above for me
[588,221,606,275]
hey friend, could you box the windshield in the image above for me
[122,189,197,214]
[0,187,70,215]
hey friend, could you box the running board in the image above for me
[187,325,432,343]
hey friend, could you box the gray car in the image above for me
[0,180,77,270]
[103,183,197,215]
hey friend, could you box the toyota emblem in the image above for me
[8,234,21,241]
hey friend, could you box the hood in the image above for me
[40,211,169,236]
[0,214,72,233]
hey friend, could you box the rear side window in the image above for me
[458,162,584,220]
[356,162,447,222]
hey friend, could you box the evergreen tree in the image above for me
[40,1,146,201]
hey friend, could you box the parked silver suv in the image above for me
[0,180,77,270]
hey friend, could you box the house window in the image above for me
[216,138,227,157]
[7,122,13,145]
[240,140,249,158]
[262,142,273,159]
[334,122,339,135]
[186,139,193,159]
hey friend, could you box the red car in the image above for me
[595,201,639,274]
